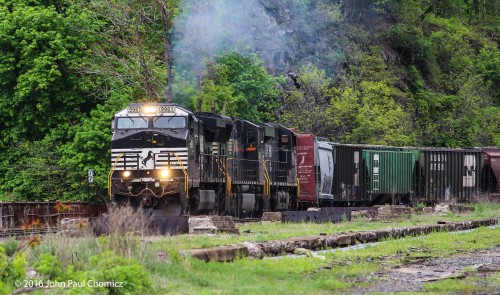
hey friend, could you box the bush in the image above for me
[35,253,63,279]
[63,251,152,295]
[0,244,27,293]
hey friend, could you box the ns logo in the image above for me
[140,151,155,168]
[463,155,476,187]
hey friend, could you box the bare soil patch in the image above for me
[351,247,500,294]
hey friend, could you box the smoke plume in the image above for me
[173,0,332,75]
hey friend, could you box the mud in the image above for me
[350,247,500,294]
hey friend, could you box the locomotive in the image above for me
[109,102,500,217]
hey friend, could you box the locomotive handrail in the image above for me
[218,157,226,177]
[226,158,233,198]
[297,178,300,200]
[108,153,124,200]
[263,160,271,197]
[172,152,189,197]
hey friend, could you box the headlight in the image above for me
[144,106,157,114]
[160,169,169,178]
[123,170,131,178]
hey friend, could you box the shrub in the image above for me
[0,244,27,292]
[35,253,63,279]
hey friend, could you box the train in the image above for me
[109,102,500,217]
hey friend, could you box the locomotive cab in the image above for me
[110,103,193,214]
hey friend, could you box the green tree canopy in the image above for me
[196,53,285,122]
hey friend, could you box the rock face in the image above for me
[173,1,340,76]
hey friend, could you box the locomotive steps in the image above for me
[182,217,498,262]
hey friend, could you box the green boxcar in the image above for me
[363,150,418,198]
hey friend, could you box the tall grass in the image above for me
[97,204,152,260]
[148,224,499,294]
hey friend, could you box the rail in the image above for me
[267,161,295,184]
[201,154,227,181]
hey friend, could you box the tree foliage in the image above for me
[0,0,94,143]
[0,0,499,200]
[196,53,284,122]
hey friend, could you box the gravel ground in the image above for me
[350,247,500,294]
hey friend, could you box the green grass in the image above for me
[153,202,500,251]
[143,204,500,294]
[423,277,487,293]
[3,202,498,295]
[145,216,500,294]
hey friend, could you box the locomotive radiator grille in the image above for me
[111,148,188,170]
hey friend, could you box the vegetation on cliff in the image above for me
[0,0,498,200]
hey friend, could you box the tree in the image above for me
[58,92,132,201]
[196,53,284,121]
[348,81,414,146]
[73,0,181,102]
[280,64,337,136]
[0,0,95,143]
[0,141,69,201]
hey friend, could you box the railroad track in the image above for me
[233,218,261,223]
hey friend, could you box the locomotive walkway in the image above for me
[183,217,498,262]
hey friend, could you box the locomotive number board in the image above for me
[127,106,142,113]
[159,106,176,113]
[126,105,176,114]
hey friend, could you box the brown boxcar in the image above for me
[482,149,500,198]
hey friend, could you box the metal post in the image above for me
[88,169,94,202]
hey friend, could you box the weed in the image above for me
[97,204,152,260]
[3,238,18,257]
[424,277,485,293]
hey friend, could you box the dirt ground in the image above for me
[350,247,500,294]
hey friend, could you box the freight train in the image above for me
[109,103,500,217]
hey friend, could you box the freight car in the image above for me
[109,102,499,217]
[415,148,483,204]
[332,144,418,206]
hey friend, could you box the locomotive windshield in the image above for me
[153,116,186,129]
[116,117,148,129]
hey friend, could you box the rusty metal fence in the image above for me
[0,201,107,230]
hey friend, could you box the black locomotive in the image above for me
[109,103,500,217]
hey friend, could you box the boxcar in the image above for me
[481,149,500,198]
[332,144,417,205]
[416,148,483,204]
